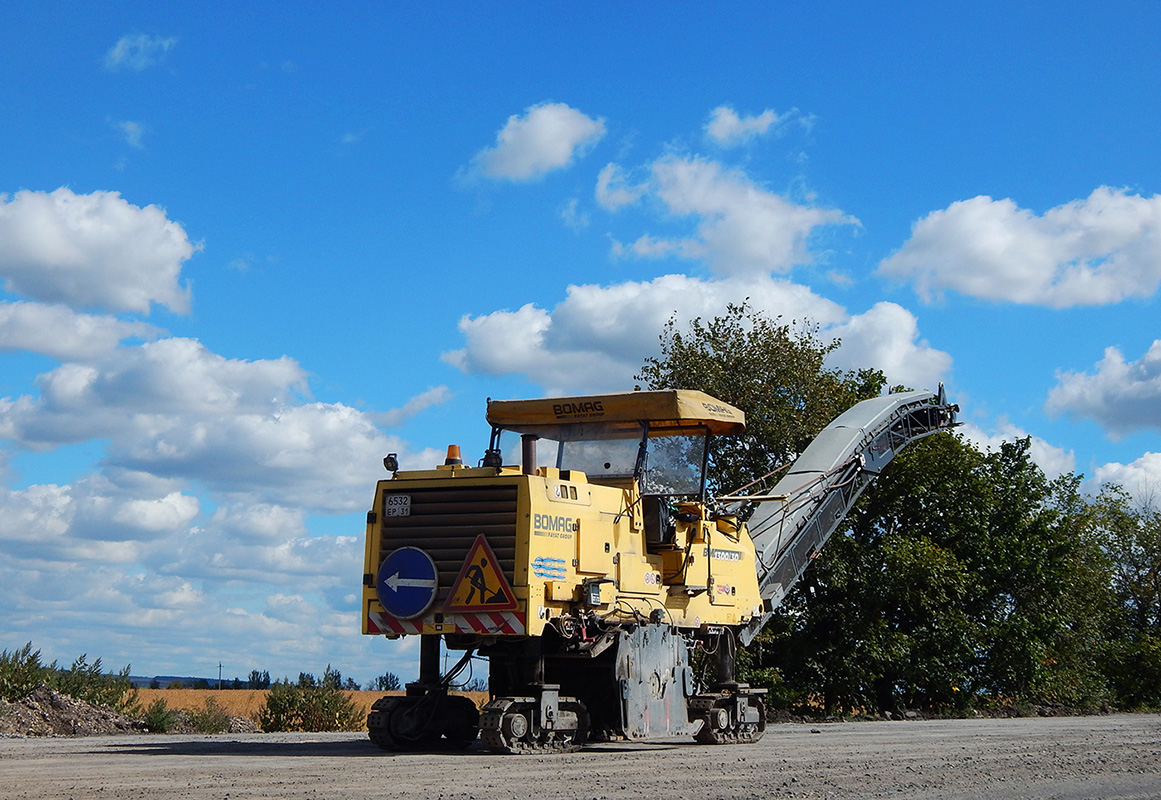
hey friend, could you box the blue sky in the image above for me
[2,3,1160,684]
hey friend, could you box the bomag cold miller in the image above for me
[361,388,957,753]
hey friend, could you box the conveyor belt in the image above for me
[736,387,958,644]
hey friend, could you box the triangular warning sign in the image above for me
[444,535,518,613]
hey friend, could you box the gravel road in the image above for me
[2,714,1160,799]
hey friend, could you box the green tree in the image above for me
[368,671,401,692]
[758,435,1110,714]
[1096,488,1161,708]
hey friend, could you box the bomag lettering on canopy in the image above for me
[361,388,957,753]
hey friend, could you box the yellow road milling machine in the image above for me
[361,388,957,753]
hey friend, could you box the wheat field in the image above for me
[134,688,489,727]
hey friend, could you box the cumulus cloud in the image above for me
[0,471,198,565]
[0,301,157,360]
[825,301,952,391]
[610,156,857,277]
[0,188,196,314]
[0,336,442,511]
[958,420,1077,479]
[0,346,436,679]
[154,505,361,586]
[879,187,1161,307]
[705,106,779,146]
[0,338,307,448]
[104,34,178,71]
[1045,341,1161,437]
[444,275,950,395]
[1093,452,1161,501]
[470,102,606,181]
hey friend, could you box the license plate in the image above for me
[383,494,411,517]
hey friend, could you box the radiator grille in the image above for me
[379,484,519,603]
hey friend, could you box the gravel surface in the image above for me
[2,715,1160,799]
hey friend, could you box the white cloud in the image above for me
[826,301,952,392]
[0,338,307,447]
[1092,452,1161,501]
[202,503,309,544]
[444,275,950,395]
[0,188,196,314]
[705,106,779,146]
[559,198,589,229]
[104,34,178,71]
[376,385,451,428]
[879,187,1161,307]
[610,233,693,261]
[958,420,1077,479]
[114,120,146,149]
[157,514,361,585]
[470,102,606,181]
[614,156,857,277]
[0,301,157,359]
[0,336,419,511]
[0,471,198,564]
[1045,341,1161,437]
[595,163,646,210]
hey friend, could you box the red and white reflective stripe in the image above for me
[458,611,524,635]
[368,612,422,635]
[368,611,525,635]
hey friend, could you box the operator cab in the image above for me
[484,390,746,545]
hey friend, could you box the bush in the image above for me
[258,682,303,732]
[187,696,231,733]
[258,666,362,732]
[1,643,140,716]
[55,653,141,716]
[143,698,181,733]
[0,643,52,701]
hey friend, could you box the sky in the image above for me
[2,3,1160,686]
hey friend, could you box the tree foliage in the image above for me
[1094,489,1161,708]
[368,671,401,692]
[757,436,1113,714]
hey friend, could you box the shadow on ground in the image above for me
[99,736,685,758]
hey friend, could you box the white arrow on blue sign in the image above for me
[376,547,439,620]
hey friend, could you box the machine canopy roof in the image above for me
[486,389,746,438]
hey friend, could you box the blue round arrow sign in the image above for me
[376,547,439,620]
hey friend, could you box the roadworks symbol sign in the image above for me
[444,534,518,613]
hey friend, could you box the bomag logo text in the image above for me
[533,513,576,539]
[552,400,604,417]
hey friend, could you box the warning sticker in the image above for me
[444,535,518,613]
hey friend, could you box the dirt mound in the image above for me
[0,685,145,737]
[0,686,264,737]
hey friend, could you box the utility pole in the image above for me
[218,662,222,690]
